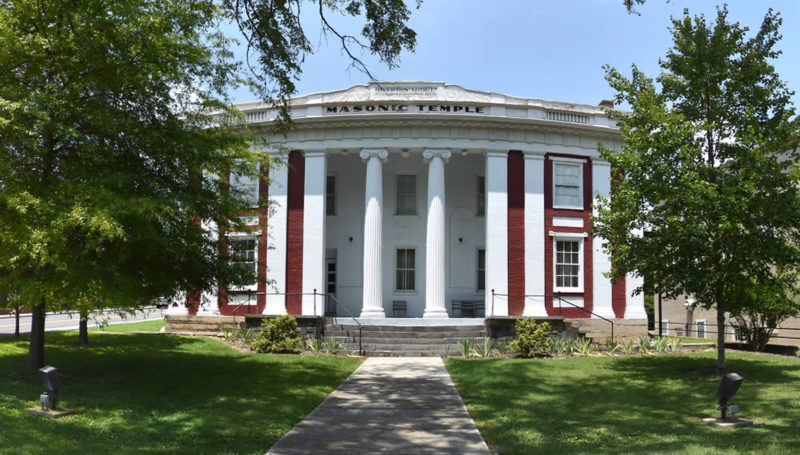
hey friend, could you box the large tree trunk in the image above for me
[27,298,46,373]
[78,309,89,346]
[716,304,726,372]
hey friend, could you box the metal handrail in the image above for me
[323,293,362,355]
[491,290,615,341]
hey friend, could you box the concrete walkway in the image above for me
[267,357,492,454]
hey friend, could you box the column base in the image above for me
[359,308,386,318]
[423,308,450,319]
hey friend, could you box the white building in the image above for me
[178,81,647,322]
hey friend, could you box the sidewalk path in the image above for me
[267,357,491,454]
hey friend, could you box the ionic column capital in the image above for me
[523,151,545,161]
[423,149,451,163]
[360,148,388,163]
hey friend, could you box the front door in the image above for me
[325,258,337,316]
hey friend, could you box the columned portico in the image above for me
[359,148,388,318]
[423,149,451,318]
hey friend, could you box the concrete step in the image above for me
[326,324,485,333]
[326,336,486,345]
[324,330,486,339]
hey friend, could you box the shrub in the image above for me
[508,319,551,358]
[458,340,474,358]
[250,315,301,353]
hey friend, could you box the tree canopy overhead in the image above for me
[0,0,262,369]
[223,0,419,130]
[594,6,800,370]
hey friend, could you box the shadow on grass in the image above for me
[446,353,800,455]
[0,332,360,455]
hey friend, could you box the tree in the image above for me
[222,0,419,131]
[594,6,800,371]
[730,272,799,351]
[0,0,261,371]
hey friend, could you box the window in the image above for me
[396,175,416,215]
[477,249,486,291]
[228,236,257,288]
[396,248,416,290]
[660,320,669,335]
[326,175,336,216]
[696,320,706,339]
[554,239,581,290]
[230,165,260,208]
[553,162,582,209]
[476,176,485,216]
[734,325,747,342]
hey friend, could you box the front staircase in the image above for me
[324,322,487,357]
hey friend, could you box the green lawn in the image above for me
[89,319,165,332]
[446,352,800,454]
[0,331,360,454]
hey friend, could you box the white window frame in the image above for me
[550,157,585,210]
[660,320,669,336]
[229,162,260,208]
[550,231,586,293]
[395,247,417,292]
[696,319,706,339]
[226,231,260,291]
[395,174,417,215]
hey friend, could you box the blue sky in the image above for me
[227,0,799,108]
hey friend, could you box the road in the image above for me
[0,307,165,335]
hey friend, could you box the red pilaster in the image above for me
[285,151,305,314]
[507,150,525,315]
[543,154,594,318]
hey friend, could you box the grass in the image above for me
[446,352,800,454]
[0,331,360,454]
[89,319,165,333]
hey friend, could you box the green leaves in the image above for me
[595,7,800,368]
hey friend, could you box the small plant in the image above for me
[637,335,653,354]
[604,339,620,355]
[653,336,670,353]
[250,315,301,354]
[564,337,579,355]
[222,328,236,342]
[458,339,474,358]
[494,340,508,356]
[508,319,551,358]
[576,338,595,356]
[620,340,634,354]
[549,337,567,355]
[236,327,254,344]
[474,337,497,358]
[668,337,682,353]
[324,338,342,355]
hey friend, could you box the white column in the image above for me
[523,152,546,317]
[197,219,220,315]
[302,151,327,316]
[485,151,508,316]
[359,149,388,318]
[423,149,451,318]
[592,160,616,319]
[265,163,288,315]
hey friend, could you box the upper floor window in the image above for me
[326,175,336,216]
[396,174,416,215]
[553,161,582,209]
[476,176,485,216]
[230,165,260,208]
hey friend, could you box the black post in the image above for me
[657,291,663,337]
